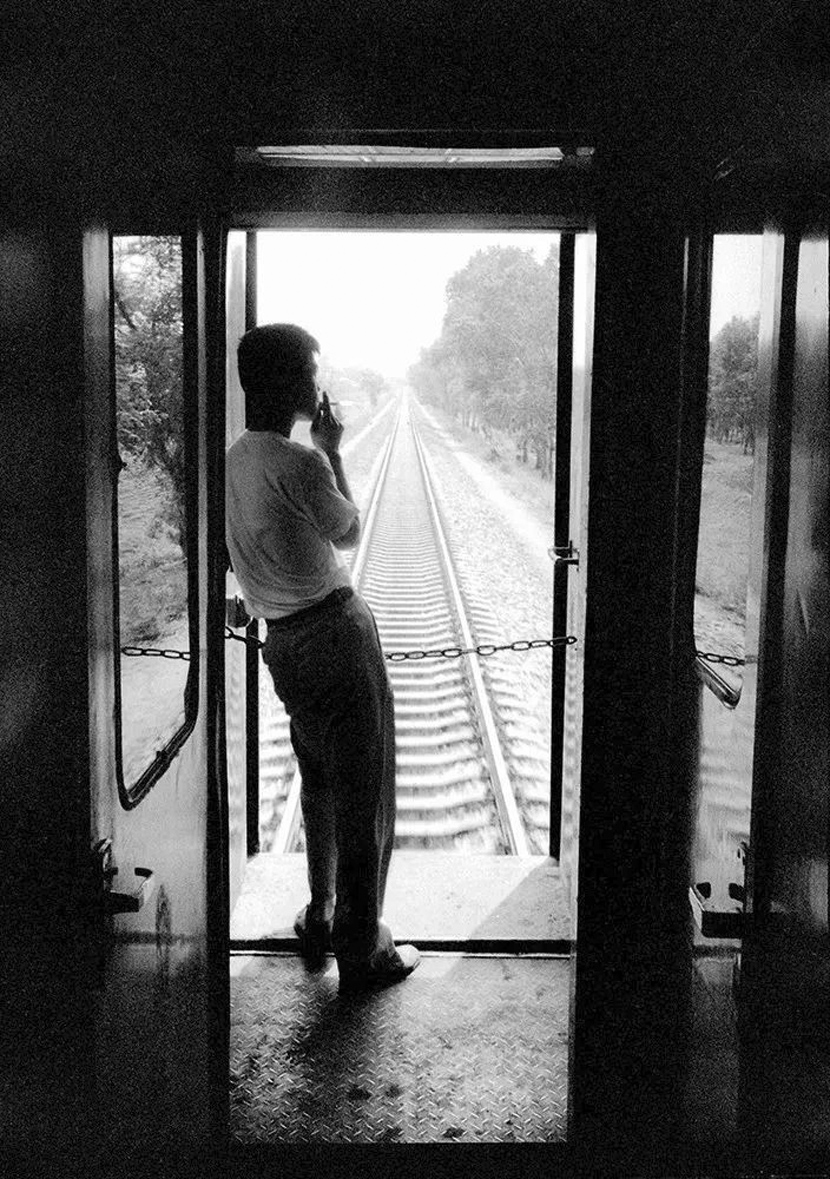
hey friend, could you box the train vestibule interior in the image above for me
[96,157,821,1161]
[4,7,830,1175]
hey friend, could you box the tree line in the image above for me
[408,242,761,472]
[115,237,760,525]
[408,243,560,478]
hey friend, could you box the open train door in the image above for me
[81,222,225,1172]
[550,230,596,921]
[224,230,257,914]
[735,220,830,1168]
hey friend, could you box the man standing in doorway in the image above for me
[225,323,419,994]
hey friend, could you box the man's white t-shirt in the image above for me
[225,430,359,619]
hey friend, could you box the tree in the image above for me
[317,362,389,413]
[353,368,387,410]
[707,314,759,453]
[411,242,560,477]
[113,236,186,544]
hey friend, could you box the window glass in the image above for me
[113,235,194,792]
[694,235,763,695]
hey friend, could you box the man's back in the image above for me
[225,429,357,620]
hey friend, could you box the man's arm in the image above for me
[326,452,361,549]
[311,392,361,550]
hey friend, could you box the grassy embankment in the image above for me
[694,439,754,656]
[424,408,753,654]
[424,410,556,529]
[118,460,187,645]
[695,440,753,615]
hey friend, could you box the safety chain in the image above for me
[120,645,193,660]
[695,650,746,667]
[120,631,576,662]
[120,635,746,666]
[391,636,575,661]
[222,628,577,661]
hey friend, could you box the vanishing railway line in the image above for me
[260,396,540,856]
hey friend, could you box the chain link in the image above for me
[223,627,260,651]
[695,650,746,667]
[385,636,576,661]
[120,644,192,661]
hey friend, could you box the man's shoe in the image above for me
[294,906,332,969]
[337,944,421,995]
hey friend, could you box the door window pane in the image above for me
[694,235,763,696]
[113,235,195,793]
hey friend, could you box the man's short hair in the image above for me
[237,324,320,405]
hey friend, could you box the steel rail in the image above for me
[409,417,529,856]
[272,392,529,856]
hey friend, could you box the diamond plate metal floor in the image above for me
[230,953,569,1145]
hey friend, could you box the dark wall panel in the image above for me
[0,226,94,1164]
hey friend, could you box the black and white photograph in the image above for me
[2,4,829,1177]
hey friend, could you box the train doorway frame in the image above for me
[223,223,591,920]
[223,215,591,863]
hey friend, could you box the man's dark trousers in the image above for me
[262,588,397,967]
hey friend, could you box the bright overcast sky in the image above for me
[256,230,763,378]
[710,235,763,336]
[257,231,557,378]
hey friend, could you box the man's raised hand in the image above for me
[311,391,345,456]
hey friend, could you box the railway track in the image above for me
[261,395,531,856]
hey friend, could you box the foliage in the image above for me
[117,460,188,645]
[408,243,559,477]
[119,547,188,644]
[350,367,387,409]
[707,314,759,453]
[318,362,389,413]
[113,236,186,546]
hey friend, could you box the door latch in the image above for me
[548,540,580,567]
[688,881,745,938]
[688,843,748,939]
[92,838,155,915]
